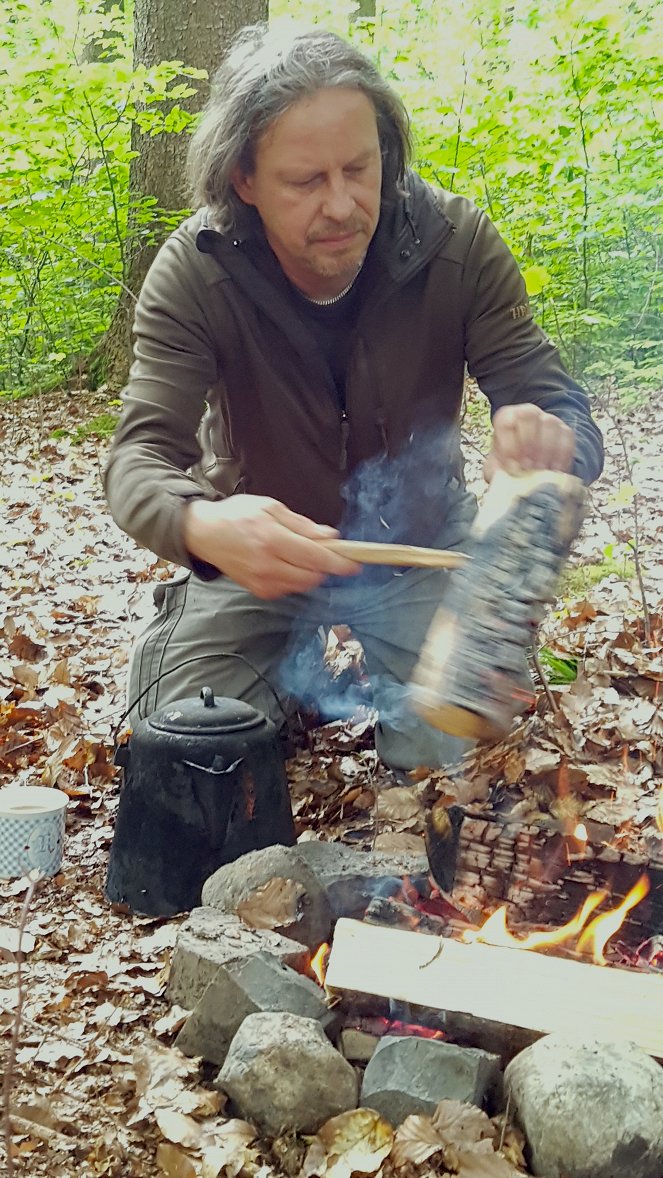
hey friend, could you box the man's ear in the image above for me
[231,167,255,206]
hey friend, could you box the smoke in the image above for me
[277,421,468,728]
[339,421,463,552]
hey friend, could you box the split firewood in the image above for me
[320,539,468,569]
[326,918,663,1060]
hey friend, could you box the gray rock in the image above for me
[505,1034,663,1178]
[166,908,308,1008]
[296,840,429,918]
[175,951,335,1065]
[201,844,332,950]
[361,1036,500,1126]
[214,1011,358,1135]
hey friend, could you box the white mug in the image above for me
[0,786,69,878]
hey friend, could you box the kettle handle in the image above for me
[182,758,243,776]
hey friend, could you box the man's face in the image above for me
[233,87,383,298]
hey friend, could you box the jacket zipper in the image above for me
[339,411,350,472]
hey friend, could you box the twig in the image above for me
[498,1090,512,1153]
[610,414,652,644]
[8,1116,75,1151]
[531,646,560,717]
[2,877,40,1178]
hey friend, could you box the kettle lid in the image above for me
[149,687,265,735]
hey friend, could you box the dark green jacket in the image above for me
[104,173,604,569]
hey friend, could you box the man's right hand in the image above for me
[182,495,361,599]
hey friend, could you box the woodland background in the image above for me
[0,0,661,403]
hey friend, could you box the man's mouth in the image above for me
[309,226,363,247]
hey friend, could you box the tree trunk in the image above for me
[103,0,267,390]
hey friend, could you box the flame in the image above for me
[577,875,650,964]
[465,876,649,962]
[310,942,330,987]
[573,822,588,843]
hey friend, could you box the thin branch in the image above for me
[2,877,40,1178]
[532,646,561,717]
[610,414,652,643]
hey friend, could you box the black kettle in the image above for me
[105,688,295,916]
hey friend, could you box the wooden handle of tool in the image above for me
[320,539,469,569]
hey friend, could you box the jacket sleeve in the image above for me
[460,208,604,484]
[103,229,222,570]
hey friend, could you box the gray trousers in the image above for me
[127,505,476,771]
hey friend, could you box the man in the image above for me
[104,24,604,770]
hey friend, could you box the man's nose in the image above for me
[321,175,355,221]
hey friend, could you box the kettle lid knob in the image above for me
[201,686,215,708]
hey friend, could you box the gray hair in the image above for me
[187,23,412,233]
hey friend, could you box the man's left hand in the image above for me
[483,404,576,482]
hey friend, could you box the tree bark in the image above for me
[103,0,267,390]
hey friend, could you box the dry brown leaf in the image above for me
[156,1141,199,1178]
[236,877,306,930]
[390,1114,446,1167]
[0,924,35,955]
[155,1108,206,1150]
[455,1141,518,1177]
[376,787,423,823]
[304,1108,393,1178]
[200,1120,257,1178]
[523,746,561,775]
[431,1101,494,1147]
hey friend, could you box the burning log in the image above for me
[427,807,663,941]
[363,896,452,936]
[325,918,663,1059]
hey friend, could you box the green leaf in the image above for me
[523,265,552,295]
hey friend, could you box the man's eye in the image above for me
[291,177,317,188]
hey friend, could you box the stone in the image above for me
[360,1036,501,1126]
[166,908,308,1008]
[201,844,332,950]
[175,951,335,1065]
[295,839,429,918]
[505,1035,663,1178]
[339,1027,380,1064]
[214,1011,358,1135]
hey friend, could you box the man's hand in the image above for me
[182,494,361,599]
[483,404,576,482]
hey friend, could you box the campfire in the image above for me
[163,817,663,1174]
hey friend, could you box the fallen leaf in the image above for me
[304,1108,393,1178]
[236,877,306,930]
[0,924,36,956]
[456,1141,518,1177]
[200,1120,257,1178]
[156,1141,199,1178]
[155,1108,205,1150]
[391,1114,446,1166]
[376,786,423,823]
[431,1101,494,1147]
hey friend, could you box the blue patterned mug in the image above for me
[0,786,68,878]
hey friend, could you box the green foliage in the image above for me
[0,0,203,396]
[1,0,661,396]
[561,549,636,595]
[537,647,578,683]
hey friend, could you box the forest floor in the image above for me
[0,386,662,1177]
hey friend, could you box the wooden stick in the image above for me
[325,918,663,1059]
[320,539,469,569]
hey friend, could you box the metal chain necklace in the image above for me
[299,264,363,307]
